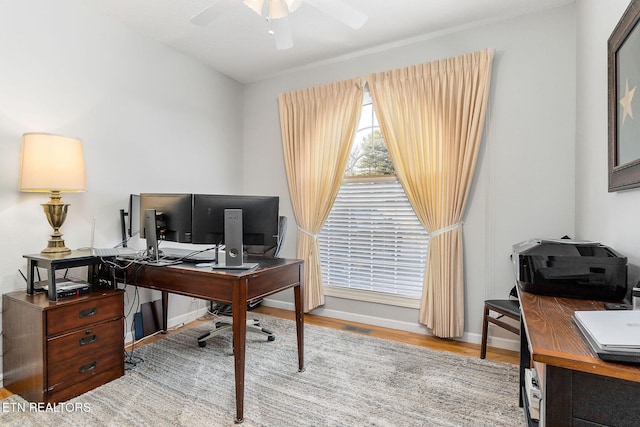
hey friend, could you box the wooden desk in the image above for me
[122,257,305,424]
[518,289,640,426]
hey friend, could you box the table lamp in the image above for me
[19,133,87,254]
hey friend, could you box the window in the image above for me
[318,93,429,307]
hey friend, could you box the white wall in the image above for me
[0,0,244,372]
[244,5,577,346]
[575,1,640,281]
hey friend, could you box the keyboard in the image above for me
[93,247,140,257]
[160,247,217,262]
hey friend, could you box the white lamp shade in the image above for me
[19,133,87,192]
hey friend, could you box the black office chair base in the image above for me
[197,318,275,348]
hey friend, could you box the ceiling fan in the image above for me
[190,0,368,50]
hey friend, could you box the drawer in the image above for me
[47,318,123,367]
[47,365,123,403]
[247,263,301,300]
[47,345,123,393]
[47,293,123,336]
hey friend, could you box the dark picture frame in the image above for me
[609,0,640,191]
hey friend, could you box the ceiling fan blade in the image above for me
[272,18,293,50]
[190,0,227,26]
[305,0,368,30]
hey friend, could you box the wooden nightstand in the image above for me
[2,288,124,403]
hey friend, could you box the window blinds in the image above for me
[318,176,429,298]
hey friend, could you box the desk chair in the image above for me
[480,298,520,359]
[197,216,287,348]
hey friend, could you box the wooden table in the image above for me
[518,289,640,426]
[122,257,305,423]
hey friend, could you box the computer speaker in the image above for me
[224,208,243,267]
[144,209,159,261]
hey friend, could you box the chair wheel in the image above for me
[268,336,275,342]
[198,341,207,348]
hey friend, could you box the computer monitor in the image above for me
[192,194,279,255]
[128,194,140,237]
[139,193,193,243]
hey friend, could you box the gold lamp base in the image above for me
[41,190,71,255]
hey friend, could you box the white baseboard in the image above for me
[261,299,520,353]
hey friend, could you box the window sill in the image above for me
[324,285,421,309]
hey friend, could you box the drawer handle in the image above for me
[79,335,97,346]
[79,307,97,318]
[79,361,97,374]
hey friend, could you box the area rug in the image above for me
[0,314,522,426]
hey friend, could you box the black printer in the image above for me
[512,238,628,301]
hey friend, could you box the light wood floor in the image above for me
[255,306,519,364]
[0,306,518,400]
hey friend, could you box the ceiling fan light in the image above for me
[268,0,289,19]
[243,0,265,16]
[272,17,294,50]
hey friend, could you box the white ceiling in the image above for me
[82,0,574,83]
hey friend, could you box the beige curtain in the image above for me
[368,49,494,337]
[278,78,364,312]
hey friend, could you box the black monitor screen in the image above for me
[139,193,192,243]
[192,194,279,254]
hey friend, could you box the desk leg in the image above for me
[294,282,305,372]
[232,279,248,424]
[161,291,168,333]
[519,316,529,408]
[47,266,57,302]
